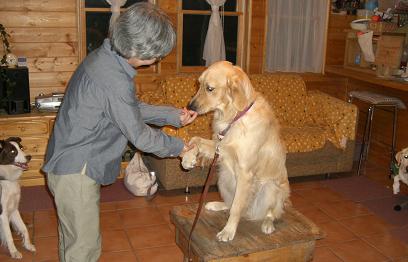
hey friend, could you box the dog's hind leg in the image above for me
[205,201,228,211]
[217,171,252,242]
[0,214,22,259]
[10,211,36,252]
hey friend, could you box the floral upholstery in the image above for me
[140,73,357,153]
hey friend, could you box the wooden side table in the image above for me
[170,204,324,262]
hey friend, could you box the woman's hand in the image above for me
[180,107,197,126]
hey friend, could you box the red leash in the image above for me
[186,101,255,261]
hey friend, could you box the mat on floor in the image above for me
[320,175,408,243]
[20,179,136,212]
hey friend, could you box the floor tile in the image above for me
[0,242,34,262]
[100,201,117,212]
[316,221,357,247]
[101,229,132,252]
[290,191,312,208]
[362,233,408,260]
[316,200,372,220]
[330,239,389,262]
[99,251,138,262]
[119,207,167,228]
[152,192,200,207]
[339,214,394,237]
[312,247,343,262]
[126,224,175,249]
[33,212,58,238]
[115,197,154,210]
[100,211,123,231]
[296,205,333,225]
[135,245,184,262]
[290,181,326,191]
[295,188,345,204]
[32,236,59,262]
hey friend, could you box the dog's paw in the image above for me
[216,226,236,242]
[24,243,36,252]
[205,201,228,211]
[10,250,22,259]
[261,218,275,234]
[181,146,199,170]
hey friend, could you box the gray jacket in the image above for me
[42,39,184,185]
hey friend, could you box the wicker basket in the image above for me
[368,21,398,33]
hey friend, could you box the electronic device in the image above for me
[35,92,64,112]
[17,56,27,67]
[0,66,31,114]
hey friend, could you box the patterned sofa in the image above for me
[140,73,358,190]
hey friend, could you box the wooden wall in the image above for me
[0,0,78,102]
[325,14,356,66]
[0,0,266,98]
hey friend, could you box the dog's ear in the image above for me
[396,151,402,166]
[227,69,254,111]
[6,137,21,143]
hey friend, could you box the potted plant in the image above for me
[0,24,16,110]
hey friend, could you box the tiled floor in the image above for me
[0,151,407,261]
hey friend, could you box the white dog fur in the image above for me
[393,147,408,195]
[0,138,36,259]
[182,61,290,242]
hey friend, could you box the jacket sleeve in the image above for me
[104,85,184,158]
[137,101,182,128]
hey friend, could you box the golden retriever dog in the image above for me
[182,61,290,242]
[393,147,408,194]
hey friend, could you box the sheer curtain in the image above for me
[203,0,226,66]
[105,0,127,27]
[265,0,329,73]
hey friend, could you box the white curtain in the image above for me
[105,0,127,28]
[265,0,328,73]
[203,0,226,66]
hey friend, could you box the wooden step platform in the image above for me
[170,204,325,262]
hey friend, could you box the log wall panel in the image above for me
[0,11,76,28]
[8,28,78,43]
[0,0,76,12]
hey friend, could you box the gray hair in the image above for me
[109,2,176,60]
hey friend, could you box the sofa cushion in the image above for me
[281,126,329,153]
[249,74,313,127]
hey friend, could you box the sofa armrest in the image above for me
[306,90,358,149]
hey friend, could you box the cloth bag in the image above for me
[124,152,158,197]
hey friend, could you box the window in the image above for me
[178,0,245,71]
[79,0,156,73]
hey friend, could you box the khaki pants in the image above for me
[47,166,101,262]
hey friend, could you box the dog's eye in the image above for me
[404,155,408,159]
[206,86,215,92]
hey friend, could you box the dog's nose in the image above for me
[187,100,197,112]
[26,155,32,162]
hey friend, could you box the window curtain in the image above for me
[203,0,226,66]
[265,0,329,73]
[105,0,127,28]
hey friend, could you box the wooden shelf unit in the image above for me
[0,111,127,187]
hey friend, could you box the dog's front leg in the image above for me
[10,211,36,252]
[393,175,400,194]
[217,171,252,242]
[0,214,22,259]
[182,137,216,169]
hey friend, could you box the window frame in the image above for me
[176,0,246,72]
